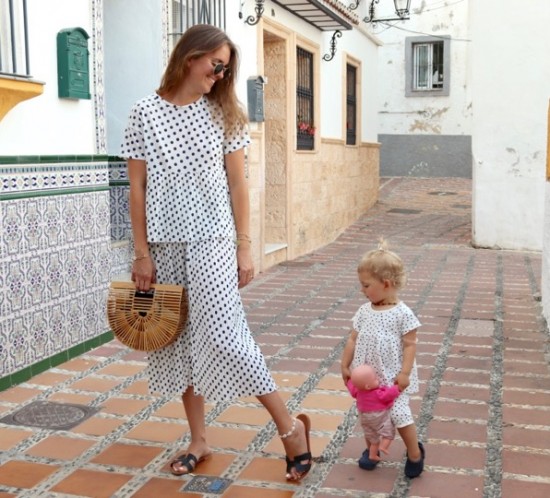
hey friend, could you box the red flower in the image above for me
[298,122,315,135]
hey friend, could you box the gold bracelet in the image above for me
[236,233,251,242]
[133,254,150,261]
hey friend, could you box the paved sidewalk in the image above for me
[1,177,549,498]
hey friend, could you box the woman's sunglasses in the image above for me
[212,61,231,78]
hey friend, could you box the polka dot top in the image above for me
[120,93,250,242]
[351,302,421,394]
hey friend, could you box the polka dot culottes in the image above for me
[147,239,276,402]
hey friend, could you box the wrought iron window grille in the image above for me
[0,0,31,77]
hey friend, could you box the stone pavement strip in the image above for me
[1,177,549,498]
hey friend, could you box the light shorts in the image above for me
[390,393,415,428]
[359,409,395,444]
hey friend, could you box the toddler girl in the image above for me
[341,240,425,478]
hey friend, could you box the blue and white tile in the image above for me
[23,199,46,252]
[44,198,63,249]
[0,317,11,377]
[8,316,31,368]
[5,258,27,314]
[30,309,48,359]
[46,304,65,353]
[2,203,24,256]
[27,255,47,306]
[45,251,64,300]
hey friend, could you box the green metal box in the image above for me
[56,27,91,99]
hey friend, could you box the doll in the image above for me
[347,364,401,462]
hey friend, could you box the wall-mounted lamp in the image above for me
[240,0,265,26]
[349,0,411,23]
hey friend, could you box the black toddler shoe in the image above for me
[404,442,425,478]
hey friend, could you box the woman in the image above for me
[120,24,312,481]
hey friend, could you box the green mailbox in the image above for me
[57,27,91,99]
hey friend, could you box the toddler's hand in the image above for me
[341,366,351,385]
[395,372,410,391]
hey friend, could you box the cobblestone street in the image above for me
[0,177,549,497]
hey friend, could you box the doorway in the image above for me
[262,28,289,266]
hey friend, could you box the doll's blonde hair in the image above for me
[358,238,407,289]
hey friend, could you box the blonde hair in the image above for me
[157,24,248,134]
[357,238,407,289]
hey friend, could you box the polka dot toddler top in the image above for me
[120,93,251,242]
[351,302,421,394]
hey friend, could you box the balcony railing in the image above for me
[0,0,31,77]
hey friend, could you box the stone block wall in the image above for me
[289,139,379,258]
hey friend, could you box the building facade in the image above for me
[374,0,550,253]
[370,1,550,330]
[375,0,472,179]
[0,0,381,385]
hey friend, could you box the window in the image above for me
[346,64,357,145]
[405,36,450,97]
[169,0,226,49]
[414,42,443,90]
[0,0,31,77]
[296,47,314,151]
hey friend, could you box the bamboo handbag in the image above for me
[107,281,188,352]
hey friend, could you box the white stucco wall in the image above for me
[374,0,471,136]
[319,26,380,142]
[543,179,550,320]
[470,0,549,250]
[370,0,549,250]
[0,0,95,155]
[104,0,164,155]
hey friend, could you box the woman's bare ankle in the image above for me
[279,417,305,458]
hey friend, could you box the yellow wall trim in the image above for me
[0,76,45,121]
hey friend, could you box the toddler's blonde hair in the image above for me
[357,238,407,289]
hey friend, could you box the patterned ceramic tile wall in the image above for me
[0,161,116,378]
[108,160,131,242]
[92,0,107,154]
[0,1,136,384]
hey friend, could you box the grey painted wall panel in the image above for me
[379,134,472,178]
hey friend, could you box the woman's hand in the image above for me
[132,256,157,291]
[237,245,254,288]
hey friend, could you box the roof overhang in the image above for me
[271,0,359,31]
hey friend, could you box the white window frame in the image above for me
[405,35,450,97]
